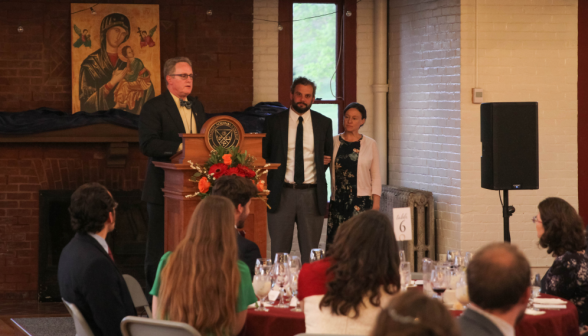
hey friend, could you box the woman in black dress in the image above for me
[328,103,382,245]
[535,197,588,329]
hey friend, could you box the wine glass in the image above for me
[310,249,325,262]
[252,274,272,312]
[274,262,291,308]
[399,250,406,263]
[399,261,411,291]
[431,264,450,300]
[255,258,272,275]
[447,250,460,265]
[290,256,302,275]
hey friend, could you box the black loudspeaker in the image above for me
[481,102,539,190]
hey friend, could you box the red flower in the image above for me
[237,164,256,178]
[198,177,211,193]
[209,163,228,177]
[225,167,244,177]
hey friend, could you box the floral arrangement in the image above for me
[186,146,270,200]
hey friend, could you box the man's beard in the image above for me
[291,100,311,114]
[236,212,247,229]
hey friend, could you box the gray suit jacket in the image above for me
[458,308,504,336]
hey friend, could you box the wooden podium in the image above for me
[153,116,279,257]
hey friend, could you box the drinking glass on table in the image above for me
[431,264,450,300]
[274,262,291,308]
[310,249,325,262]
[255,258,272,275]
[422,258,433,296]
[399,250,406,263]
[290,256,302,275]
[252,274,272,312]
[399,261,411,291]
[456,274,469,307]
[290,270,302,312]
[447,250,461,265]
[464,251,474,267]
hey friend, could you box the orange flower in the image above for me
[256,180,265,192]
[222,154,232,165]
[198,177,211,193]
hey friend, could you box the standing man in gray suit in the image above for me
[262,77,333,263]
[459,243,531,336]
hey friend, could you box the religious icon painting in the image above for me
[71,4,161,114]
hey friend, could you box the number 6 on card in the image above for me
[393,207,412,241]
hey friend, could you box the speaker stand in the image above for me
[502,190,516,242]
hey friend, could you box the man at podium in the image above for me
[138,57,207,290]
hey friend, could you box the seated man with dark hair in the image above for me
[58,183,136,336]
[211,175,262,277]
[458,242,531,336]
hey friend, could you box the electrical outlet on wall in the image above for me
[472,88,483,104]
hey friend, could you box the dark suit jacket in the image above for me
[58,233,136,336]
[237,231,261,278]
[262,109,333,215]
[458,307,505,336]
[139,90,206,204]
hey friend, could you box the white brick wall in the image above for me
[460,0,578,267]
[356,0,374,138]
[388,0,462,255]
[253,0,279,105]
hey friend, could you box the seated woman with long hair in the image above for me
[371,291,459,336]
[297,210,401,335]
[535,197,588,328]
[150,196,257,336]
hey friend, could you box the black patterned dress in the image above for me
[541,251,588,327]
[327,136,373,245]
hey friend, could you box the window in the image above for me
[279,0,357,135]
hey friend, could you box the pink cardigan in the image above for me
[330,134,382,201]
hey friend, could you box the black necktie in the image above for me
[294,116,304,184]
[180,100,192,109]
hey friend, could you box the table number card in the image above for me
[393,207,412,241]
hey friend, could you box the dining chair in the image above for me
[120,316,201,336]
[123,274,153,318]
[62,298,95,336]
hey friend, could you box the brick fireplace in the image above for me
[0,124,148,301]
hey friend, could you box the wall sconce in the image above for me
[207,10,213,16]
[17,26,24,33]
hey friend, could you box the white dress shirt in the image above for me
[469,304,515,336]
[89,233,109,254]
[285,107,316,184]
[170,92,197,134]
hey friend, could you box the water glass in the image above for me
[290,256,302,275]
[399,250,406,263]
[421,258,433,296]
[456,274,469,306]
[290,271,302,312]
[252,274,272,312]
[464,251,474,267]
[399,261,411,291]
[310,249,325,262]
[274,263,291,308]
[255,258,272,275]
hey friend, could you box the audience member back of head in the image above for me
[58,182,136,336]
[458,242,531,336]
[297,210,401,335]
[371,290,459,336]
[211,175,262,277]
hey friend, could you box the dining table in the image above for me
[242,291,580,336]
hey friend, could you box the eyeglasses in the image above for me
[169,74,194,80]
[532,216,542,224]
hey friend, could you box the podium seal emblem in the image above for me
[202,116,244,151]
